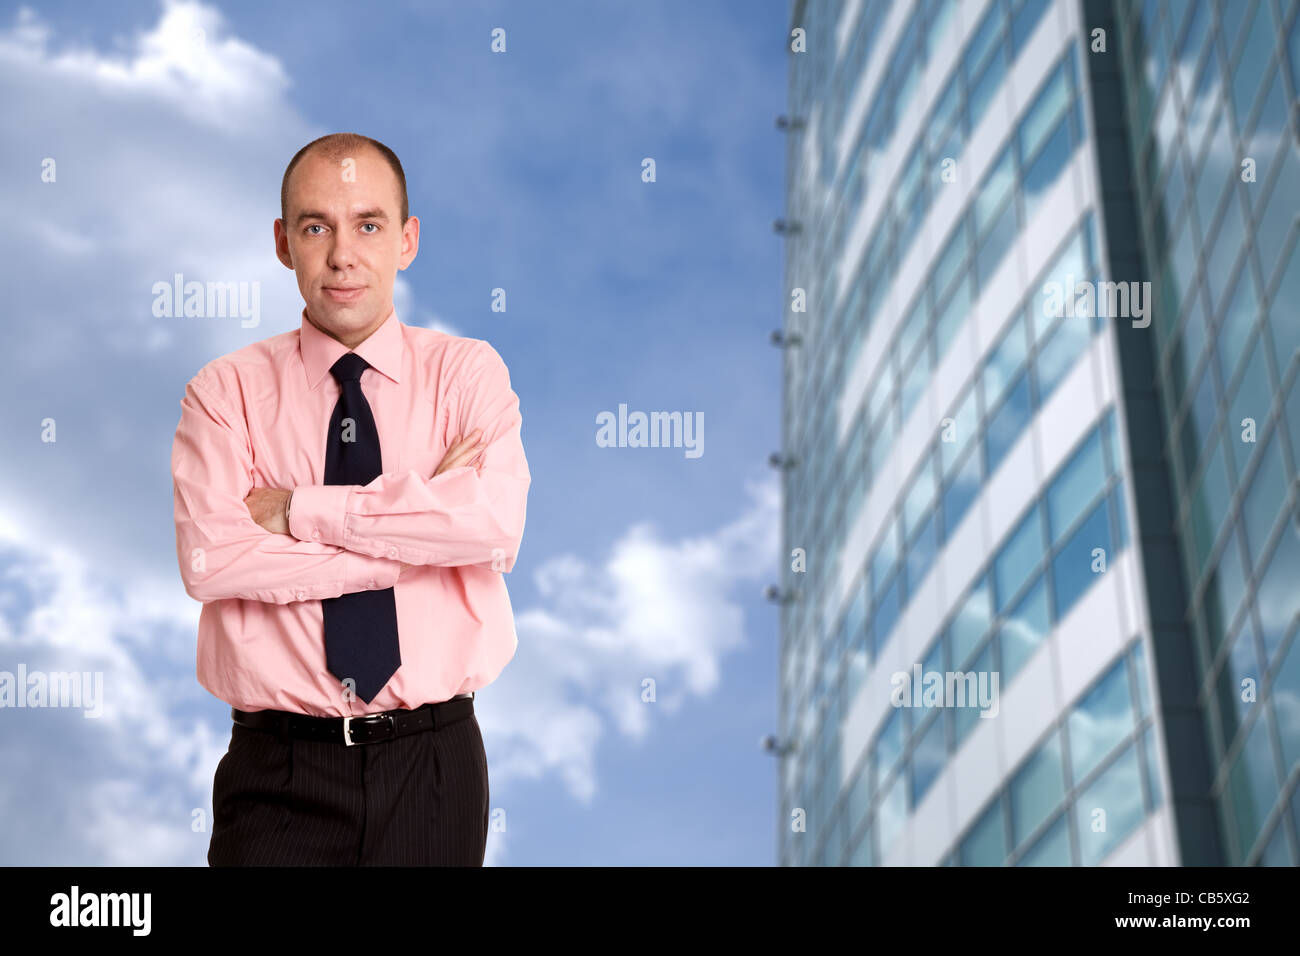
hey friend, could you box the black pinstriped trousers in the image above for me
[207,701,489,866]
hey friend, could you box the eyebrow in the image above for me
[295,208,390,225]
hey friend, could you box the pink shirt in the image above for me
[171,307,530,717]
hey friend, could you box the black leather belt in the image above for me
[231,692,474,746]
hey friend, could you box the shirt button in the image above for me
[367,579,377,589]
[312,529,321,540]
[387,547,398,558]
[296,590,306,600]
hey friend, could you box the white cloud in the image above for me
[394,275,460,335]
[1,1,289,133]
[480,473,780,812]
[0,519,223,865]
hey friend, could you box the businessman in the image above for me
[171,132,530,866]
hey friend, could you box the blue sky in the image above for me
[0,0,789,864]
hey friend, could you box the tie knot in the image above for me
[330,352,370,384]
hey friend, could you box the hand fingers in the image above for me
[435,437,487,475]
[444,429,482,454]
[441,443,485,471]
[448,430,485,457]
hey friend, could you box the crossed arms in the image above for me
[171,340,530,605]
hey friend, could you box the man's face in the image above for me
[275,147,419,345]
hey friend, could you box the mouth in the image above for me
[323,286,365,303]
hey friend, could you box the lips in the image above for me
[323,286,365,302]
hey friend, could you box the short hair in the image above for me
[280,132,409,226]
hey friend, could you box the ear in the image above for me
[274,218,293,269]
[398,214,420,270]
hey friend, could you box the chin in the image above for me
[317,297,368,313]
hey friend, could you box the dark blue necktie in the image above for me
[320,352,400,704]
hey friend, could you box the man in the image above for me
[171,132,530,866]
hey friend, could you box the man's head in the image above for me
[275,132,419,348]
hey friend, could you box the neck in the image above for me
[307,306,391,350]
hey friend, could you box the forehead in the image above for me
[287,147,399,213]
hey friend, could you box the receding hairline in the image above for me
[280,134,409,225]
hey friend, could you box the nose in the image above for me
[325,232,359,273]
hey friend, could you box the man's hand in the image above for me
[435,429,486,476]
[245,487,292,534]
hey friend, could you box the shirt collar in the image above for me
[299,305,404,390]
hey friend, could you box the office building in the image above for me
[776,0,1300,865]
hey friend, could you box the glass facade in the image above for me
[779,0,1300,866]
[853,411,1144,866]
[1116,0,1300,865]
[944,643,1160,866]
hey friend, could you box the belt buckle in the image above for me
[342,712,393,746]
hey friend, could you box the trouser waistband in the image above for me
[231,692,474,746]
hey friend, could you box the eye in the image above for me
[305,224,325,235]
[361,223,379,233]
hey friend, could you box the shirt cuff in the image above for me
[342,548,403,596]
[288,483,353,548]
